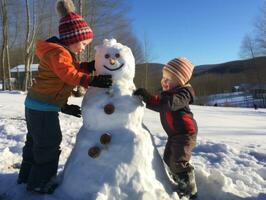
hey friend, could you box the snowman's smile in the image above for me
[103,63,124,71]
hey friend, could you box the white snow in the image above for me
[10,64,38,73]
[0,91,265,200]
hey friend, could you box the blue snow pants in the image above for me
[18,108,62,187]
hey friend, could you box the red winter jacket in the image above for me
[146,85,198,136]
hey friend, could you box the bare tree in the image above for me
[111,18,144,64]
[8,1,24,50]
[240,34,264,84]
[0,1,25,77]
[239,34,257,59]
[130,33,155,88]
[78,0,83,16]
[74,0,86,97]
[255,2,266,56]
[83,0,96,61]
[0,0,11,90]
[23,0,33,91]
[23,0,49,91]
[81,0,144,62]
[23,0,30,90]
[0,0,144,91]
[0,0,6,90]
[78,0,84,61]
[142,33,155,88]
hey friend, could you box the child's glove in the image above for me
[133,88,151,102]
[80,60,95,73]
[61,104,81,118]
[89,75,112,88]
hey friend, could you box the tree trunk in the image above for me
[23,0,30,91]
[78,0,83,61]
[86,0,96,62]
[5,39,11,90]
[24,0,38,91]
[145,63,148,88]
[78,0,83,16]
[0,4,6,91]
[74,0,86,97]
[1,0,11,90]
[16,66,20,89]
[1,42,6,90]
[143,35,150,88]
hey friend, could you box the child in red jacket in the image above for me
[134,58,198,199]
[17,0,112,194]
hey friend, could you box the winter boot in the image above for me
[26,156,59,195]
[172,169,197,199]
[17,161,32,184]
[26,175,58,194]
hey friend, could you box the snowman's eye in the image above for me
[115,53,120,58]
[105,54,110,59]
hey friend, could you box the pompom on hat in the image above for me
[163,57,194,86]
[56,0,93,45]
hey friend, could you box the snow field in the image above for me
[0,92,265,200]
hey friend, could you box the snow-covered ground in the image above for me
[0,91,265,200]
[10,64,38,73]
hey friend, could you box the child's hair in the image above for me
[56,0,93,45]
[163,57,194,86]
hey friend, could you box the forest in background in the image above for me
[0,0,146,90]
[1,1,266,94]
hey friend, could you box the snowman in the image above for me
[59,39,176,200]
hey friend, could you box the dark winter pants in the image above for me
[163,134,197,174]
[18,108,62,187]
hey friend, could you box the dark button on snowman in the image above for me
[104,104,115,115]
[59,39,175,200]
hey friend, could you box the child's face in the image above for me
[68,39,92,54]
[161,70,179,91]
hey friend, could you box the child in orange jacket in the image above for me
[17,0,112,194]
[134,58,198,199]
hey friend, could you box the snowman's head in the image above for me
[94,39,135,82]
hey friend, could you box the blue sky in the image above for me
[129,0,265,66]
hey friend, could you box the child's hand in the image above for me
[80,60,95,73]
[61,104,81,118]
[89,75,112,88]
[133,88,151,102]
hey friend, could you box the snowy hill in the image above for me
[0,92,265,200]
[193,56,266,76]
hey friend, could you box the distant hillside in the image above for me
[134,63,163,94]
[191,56,266,96]
[134,56,266,96]
[194,56,266,76]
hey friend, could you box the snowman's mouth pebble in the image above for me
[103,63,124,71]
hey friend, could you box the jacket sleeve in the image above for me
[44,49,93,88]
[146,87,193,112]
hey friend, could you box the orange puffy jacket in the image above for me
[27,39,93,107]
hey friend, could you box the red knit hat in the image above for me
[163,57,194,86]
[57,0,93,45]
